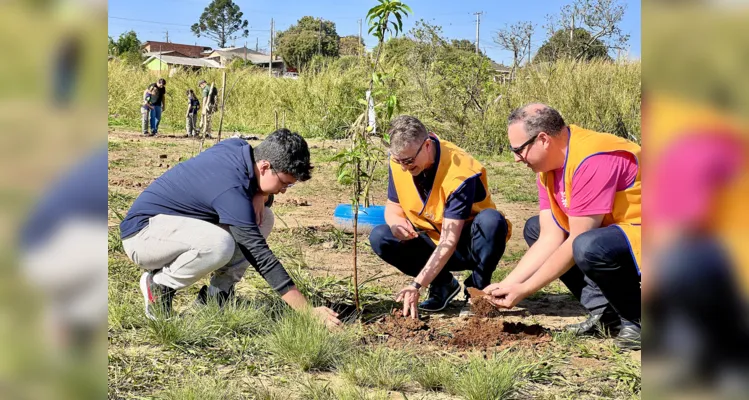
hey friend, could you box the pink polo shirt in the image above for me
[538,151,638,216]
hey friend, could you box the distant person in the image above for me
[185,89,200,138]
[141,84,157,136]
[147,78,167,136]
[198,79,218,138]
[119,129,341,327]
[484,103,642,350]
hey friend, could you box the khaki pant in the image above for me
[141,108,150,133]
[186,114,197,136]
[201,104,216,135]
[122,209,274,292]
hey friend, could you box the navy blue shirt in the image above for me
[120,138,259,238]
[387,137,486,220]
[21,148,108,249]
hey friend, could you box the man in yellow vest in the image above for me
[370,115,511,319]
[484,103,642,350]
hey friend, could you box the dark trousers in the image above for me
[369,209,509,289]
[524,216,641,324]
[650,237,749,368]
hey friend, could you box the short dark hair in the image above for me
[254,129,313,181]
[507,103,566,137]
[388,115,428,154]
[157,78,166,85]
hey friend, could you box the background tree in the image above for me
[339,35,365,56]
[191,0,249,49]
[544,0,628,61]
[494,21,534,74]
[109,31,143,67]
[276,16,340,70]
[109,30,141,56]
[534,27,611,63]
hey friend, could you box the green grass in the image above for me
[412,356,457,391]
[447,353,525,400]
[157,375,243,400]
[265,309,356,371]
[341,347,414,391]
[605,344,641,396]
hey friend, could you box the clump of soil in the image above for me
[369,309,437,343]
[448,318,548,348]
[466,287,501,318]
[471,297,501,318]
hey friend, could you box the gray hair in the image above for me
[507,103,566,137]
[388,115,428,154]
[254,128,313,181]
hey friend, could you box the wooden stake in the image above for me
[274,110,278,130]
[198,82,214,153]
[217,71,227,143]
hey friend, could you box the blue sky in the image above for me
[108,0,640,65]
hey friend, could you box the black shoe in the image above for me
[195,285,235,308]
[419,278,461,312]
[614,323,641,350]
[565,309,622,336]
[139,272,175,320]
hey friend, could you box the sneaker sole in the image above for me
[418,283,462,313]
[139,272,157,321]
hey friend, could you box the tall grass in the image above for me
[108,57,640,154]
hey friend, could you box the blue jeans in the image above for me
[369,209,509,289]
[524,216,641,323]
[149,105,162,133]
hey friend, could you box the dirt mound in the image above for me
[368,309,549,350]
[369,309,437,343]
[448,318,548,348]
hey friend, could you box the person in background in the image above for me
[149,78,166,136]
[185,89,200,138]
[198,79,218,139]
[141,84,157,136]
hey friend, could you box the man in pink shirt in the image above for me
[484,104,642,350]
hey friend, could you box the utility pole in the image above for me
[269,18,274,76]
[358,18,363,57]
[256,37,259,52]
[244,41,247,62]
[473,12,483,54]
[164,30,169,43]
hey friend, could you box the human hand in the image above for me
[390,224,418,241]
[395,285,420,319]
[312,306,341,328]
[487,283,531,309]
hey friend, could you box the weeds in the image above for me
[341,347,413,391]
[157,375,242,400]
[605,344,641,396]
[265,309,355,371]
[447,353,525,400]
[412,356,456,391]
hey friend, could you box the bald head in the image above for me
[507,103,566,138]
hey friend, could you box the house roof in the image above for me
[489,61,512,73]
[141,41,212,58]
[143,54,222,68]
[205,50,283,65]
[143,50,190,58]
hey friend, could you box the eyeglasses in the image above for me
[509,134,539,156]
[392,137,429,166]
[272,169,295,189]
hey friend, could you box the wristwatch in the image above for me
[410,281,422,290]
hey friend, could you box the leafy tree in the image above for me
[191,0,249,49]
[276,16,340,70]
[534,27,611,63]
[109,31,141,56]
[339,35,365,56]
[450,39,477,53]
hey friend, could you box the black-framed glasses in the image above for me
[392,136,429,166]
[272,169,295,188]
[509,134,539,156]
